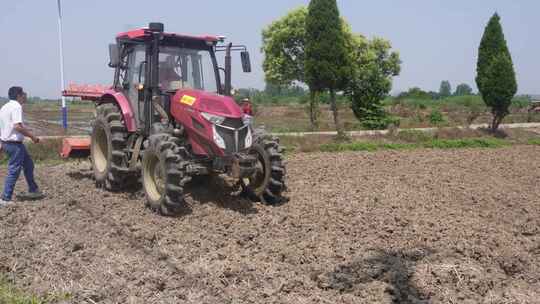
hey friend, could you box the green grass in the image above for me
[0,139,67,165]
[528,138,540,146]
[0,277,70,304]
[320,142,379,152]
[422,138,509,149]
[320,138,511,152]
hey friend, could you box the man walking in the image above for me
[0,86,44,206]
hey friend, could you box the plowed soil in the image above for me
[1,147,540,303]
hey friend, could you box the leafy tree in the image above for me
[305,0,350,135]
[476,13,517,131]
[428,91,441,100]
[346,36,401,129]
[398,87,432,100]
[262,5,400,131]
[439,81,452,98]
[454,83,473,96]
[428,109,445,126]
[480,54,517,129]
[262,8,320,126]
[262,7,307,86]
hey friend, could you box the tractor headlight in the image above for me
[212,125,226,149]
[244,127,252,148]
[201,112,226,125]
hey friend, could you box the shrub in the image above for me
[428,109,445,126]
[360,114,400,130]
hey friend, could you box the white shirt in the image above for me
[0,100,24,142]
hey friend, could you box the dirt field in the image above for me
[1,147,540,303]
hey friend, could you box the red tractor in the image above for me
[65,23,286,215]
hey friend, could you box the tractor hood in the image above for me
[172,89,243,118]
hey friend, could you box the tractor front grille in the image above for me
[216,118,249,154]
[222,118,244,129]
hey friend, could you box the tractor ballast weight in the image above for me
[63,23,286,215]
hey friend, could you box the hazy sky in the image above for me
[0,0,538,98]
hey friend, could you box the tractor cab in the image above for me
[109,23,251,135]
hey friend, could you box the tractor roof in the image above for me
[117,29,219,43]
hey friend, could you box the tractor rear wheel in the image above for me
[91,103,135,190]
[142,133,190,216]
[243,129,286,204]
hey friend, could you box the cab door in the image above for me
[123,45,147,128]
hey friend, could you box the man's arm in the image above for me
[14,123,39,143]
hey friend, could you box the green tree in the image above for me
[262,7,323,127]
[476,13,517,131]
[454,83,473,96]
[346,37,401,129]
[305,0,350,135]
[262,5,400,131]
[398,87,432,100]
[439,81,452,98]
[262,7,307,86]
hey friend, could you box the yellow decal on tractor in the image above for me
[180,95,196,106]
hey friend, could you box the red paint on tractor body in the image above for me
[102,90,137,132]
[117,29,219,43]
[171,89,244,157]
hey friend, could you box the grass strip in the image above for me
[528,138,540,146]
[0,139,65,165]
[320,138,511,152]
[0,276,70,304]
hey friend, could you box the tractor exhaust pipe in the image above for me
[224,43,232,96]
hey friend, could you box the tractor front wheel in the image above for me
[91,103,135,190]
[242,130,286,204]
[142,133,190,216]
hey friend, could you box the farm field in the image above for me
[19,98,540,137]
[2,1,540,304]
[1,146,539,303]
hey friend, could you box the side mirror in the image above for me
[109,44,120,68]
[241,51,252,73]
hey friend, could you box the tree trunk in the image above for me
[491,113,503,132]
[309,91,318,130]
[330,89,344,136]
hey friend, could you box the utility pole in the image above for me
[56,0,67,130]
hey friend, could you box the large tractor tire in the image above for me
[243,129,287,204]
[91,103,135,190]
[142,133,190,216]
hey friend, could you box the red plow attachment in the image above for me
[60,137,91,158]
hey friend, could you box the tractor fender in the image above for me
[99,90,137,132]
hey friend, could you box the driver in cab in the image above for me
[159,55,189,92]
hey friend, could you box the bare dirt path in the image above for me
[1,147,539,303]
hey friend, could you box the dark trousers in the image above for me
[1,142,38,201]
